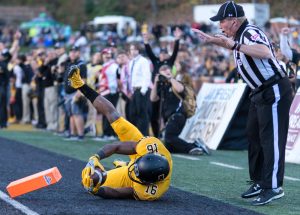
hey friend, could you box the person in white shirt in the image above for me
[116,50,131,120]
[128,42,151,135]
[98,48,119,140]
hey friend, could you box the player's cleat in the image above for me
[241,182,262,198]
[113,159,128,168]
[188,147,203,155]
[67,65,84,89]
[251,188,284,206]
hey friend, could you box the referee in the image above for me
[193,1,293,206]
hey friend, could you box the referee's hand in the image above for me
[215,34,235,49]
[191,28,214,43]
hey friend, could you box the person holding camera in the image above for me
[150,65,203,155]
[143,27,182,137]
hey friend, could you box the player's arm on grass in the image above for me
[95,187,134,199]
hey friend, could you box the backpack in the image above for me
[172,85,197,118]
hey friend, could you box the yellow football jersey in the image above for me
[105,117,173,201]
[130,136,172,201]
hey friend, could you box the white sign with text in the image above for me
[180,83,247,150]
[286,88,300,164]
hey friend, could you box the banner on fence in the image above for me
[180,83,247,150]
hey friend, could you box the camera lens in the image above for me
[158,74,167,82]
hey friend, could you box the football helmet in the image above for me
[128,153,170,185]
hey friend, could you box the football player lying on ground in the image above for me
[68,65,172,200]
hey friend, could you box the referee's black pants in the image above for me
[247,77,293,189]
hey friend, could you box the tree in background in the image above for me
[1,0,299,27]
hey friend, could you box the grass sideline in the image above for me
[0,128,300,215]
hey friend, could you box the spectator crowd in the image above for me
[0,19,299,155]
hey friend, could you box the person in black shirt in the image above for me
[143,27,182,137]
[40,49,59,131]
[19,54,34,124]
[150,65,203,155]
[35,50,47,129]
[0,50,11,128]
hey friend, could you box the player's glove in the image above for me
[87,154,105,172]
[81,166,104,194]
[81,155,106,194]
[68,65,84,89]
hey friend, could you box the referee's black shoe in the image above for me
[252,188,284,206]
[241,183,262,198]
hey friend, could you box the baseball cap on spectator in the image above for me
[70,45,80,51]
[210,1,245,22]
[101,48,111,54]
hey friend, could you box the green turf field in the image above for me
[0,129,299,215]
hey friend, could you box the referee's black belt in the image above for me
[251,73,284,95]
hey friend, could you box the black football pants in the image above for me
[164,113,196,153]
[247,77,293,189]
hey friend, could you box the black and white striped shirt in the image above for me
[233,20,286,89]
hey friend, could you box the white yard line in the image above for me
[172,154,201,160]
[173,156,300,183]
[210,161,244,170]
[284,176,300,181]
[0,191,39,215]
